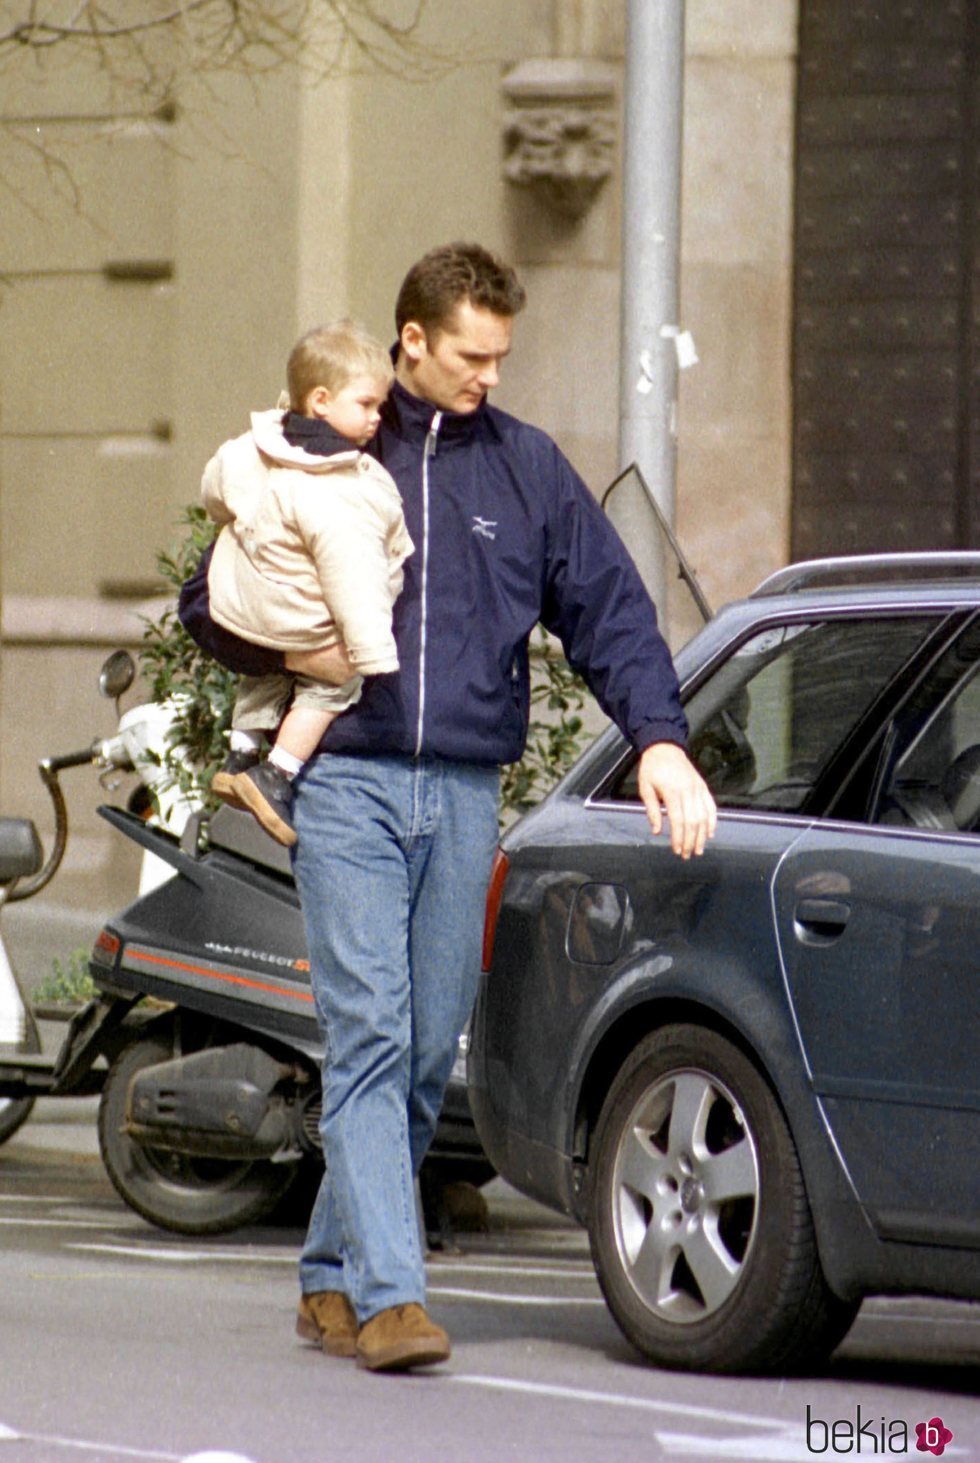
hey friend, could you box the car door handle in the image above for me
[794,898,851,940]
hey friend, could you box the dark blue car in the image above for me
[470,552,980,1373]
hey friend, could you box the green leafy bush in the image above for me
[499,627,589,821]
[140,507,590,821]
[139,506,232,804]
[32,948,97,1007]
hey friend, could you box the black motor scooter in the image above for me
[0,651,490,1235]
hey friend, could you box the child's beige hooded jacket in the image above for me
[202,409,413,674]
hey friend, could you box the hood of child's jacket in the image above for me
[248,409,361,471]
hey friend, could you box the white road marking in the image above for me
[68,1243,296,1264]
[68,1240,972,1337]
[67,1241,590,1268]
[448,1375,789,1431]
[427,1260,595,1280]
[656,1429,818,1459]
[429,1286,603,1306]
[182,1454,259,1462]
[67,1243,601,1304]
[0,1421,179,1458]
[0,1421,263,1461]
[0,1216,123,1230]
[66,1243,598,1289]
[0,1193,77,1204]
[67,1245,603,1307]
[859,1308,980,1329]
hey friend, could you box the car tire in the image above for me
[588,1023,858,1373]
[98,1031,299,1235]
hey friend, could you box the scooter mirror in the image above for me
[99,649,136,702]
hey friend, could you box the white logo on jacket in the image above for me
[472,516,498,541]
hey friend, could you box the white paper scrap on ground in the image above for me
[181,1454,259,1463]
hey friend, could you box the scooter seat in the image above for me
[205,805,293,877]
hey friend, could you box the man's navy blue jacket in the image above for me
[181,380,688,766]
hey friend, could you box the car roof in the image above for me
[750,551,980,598]
[670,568,980,684]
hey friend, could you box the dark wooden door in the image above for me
[793,0,979,556]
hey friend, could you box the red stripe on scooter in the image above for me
[127,948,315,1003]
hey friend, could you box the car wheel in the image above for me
[98,1032,299,1236]
[0,1095,34,1146]
[588,1023,857,1373]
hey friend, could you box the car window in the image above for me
[608,616,938,813]
[873,615,980,833]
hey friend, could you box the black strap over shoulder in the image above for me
[177,540,285,677]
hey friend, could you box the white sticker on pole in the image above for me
[660,324,699,369]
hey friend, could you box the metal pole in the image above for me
[614,0,686,604]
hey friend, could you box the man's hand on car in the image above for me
[637,742,717,859]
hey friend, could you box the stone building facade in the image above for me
[0,1,798,906]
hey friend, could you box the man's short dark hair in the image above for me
[395,242,527,338]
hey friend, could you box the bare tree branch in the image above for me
[0,1,457,91]
[0,1,464,222]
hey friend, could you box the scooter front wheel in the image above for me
[98,1031,299,1235]
[0,1096,34,1146]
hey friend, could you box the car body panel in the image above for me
[469,564,980,1318]
[469,805,880,1288]
[773,821,980,1249]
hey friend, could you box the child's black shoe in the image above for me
[212,749,261,809]
[232,761,297,847]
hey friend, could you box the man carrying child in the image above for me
[185,242,716,1373]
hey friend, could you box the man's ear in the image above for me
[399,321,427,363]
[305,385,332,419]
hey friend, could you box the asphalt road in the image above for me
[0,1098,978,1463]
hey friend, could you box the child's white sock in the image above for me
[230,729,263,753]
[269,746,304,780]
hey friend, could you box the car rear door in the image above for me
[773,615,980,1250]
[773,825,980,1249]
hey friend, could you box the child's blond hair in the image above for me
[286,319,394,411]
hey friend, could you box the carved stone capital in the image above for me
[502,59,617,219]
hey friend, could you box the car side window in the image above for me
[873,616,980,833]
[608,616,937,814]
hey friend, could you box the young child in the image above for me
[202,320,413,847]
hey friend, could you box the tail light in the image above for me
[93,928,120,964]
[481,848,510,972]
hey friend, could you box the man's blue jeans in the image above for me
[292,753,500,1324]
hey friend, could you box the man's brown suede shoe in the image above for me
[355,1303,450,1372]
[295,1291,358,1357]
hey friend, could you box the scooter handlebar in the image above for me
[8,744,97,901]
[42,746,99,774]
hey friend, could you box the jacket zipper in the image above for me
[416,412,442,756]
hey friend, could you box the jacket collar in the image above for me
[249,408,361,470]
[381,378,491,445]
[282,411,354,457]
